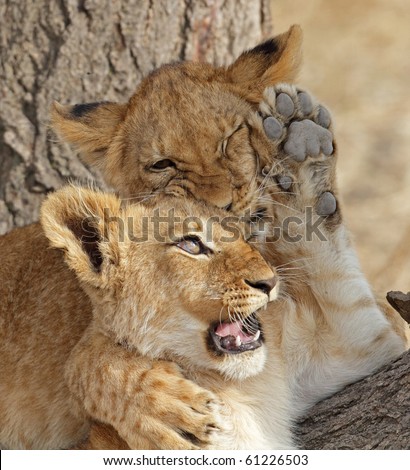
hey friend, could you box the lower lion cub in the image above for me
[0,185,292,449]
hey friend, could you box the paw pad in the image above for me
[276,93,295,117]
[316,191,337,216]
[298,92,313,115]
[263,116,283,140]
[317,106,331,129]
[284,120,333,162]
[277,175,292,191]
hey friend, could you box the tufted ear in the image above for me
[40,185,124,287]
[226,25,303,103]
[50,101,127,168]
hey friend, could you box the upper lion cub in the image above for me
[0,185,292,449]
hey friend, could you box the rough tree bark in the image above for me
[0,0,408,450]
[297,350,410,449]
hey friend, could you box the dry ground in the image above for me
[271,0,410,292]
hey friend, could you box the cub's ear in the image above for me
[226,25,303,102]
[50,101,127,167]
[40,185,123,286]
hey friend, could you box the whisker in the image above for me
[276,256,314,268]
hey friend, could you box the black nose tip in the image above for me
[245,277,277,296]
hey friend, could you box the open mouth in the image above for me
[208,312,263,355]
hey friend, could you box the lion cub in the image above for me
[0,185,292,449]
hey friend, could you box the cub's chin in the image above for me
[206,312,268,381]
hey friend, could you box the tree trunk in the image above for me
[0,0,408,451]
[296,350,410,450]
[0,0,272,234]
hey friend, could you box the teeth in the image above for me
[254,330,260,341]
[235,336,242,347]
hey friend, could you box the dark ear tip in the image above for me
[243,24,303,58]
[250,37,280,56]
[70,101,108,119]
[51,101,109,120]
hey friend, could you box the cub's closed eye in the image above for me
[150,159,176,171]
[176,236,212,256]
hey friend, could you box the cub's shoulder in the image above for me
[0,222,62,276]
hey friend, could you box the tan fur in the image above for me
[0,186,292,449]
[75,424,129,450]
[0,223,91,449]
[2,25,408,450]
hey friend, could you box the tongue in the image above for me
[215,320,255,343]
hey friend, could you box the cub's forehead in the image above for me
[150,86,250,122]
[130,64,252,128]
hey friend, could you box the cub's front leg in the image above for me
[251,85,409,413]
[66,325,223,450]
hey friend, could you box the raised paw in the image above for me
[254,85,339,221]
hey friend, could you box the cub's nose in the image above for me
[245,277,277,296]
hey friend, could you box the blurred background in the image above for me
[0,0,408,292]
[272,0,410,291]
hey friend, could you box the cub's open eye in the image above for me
[150,159,176,171]
[176,236,211,256]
